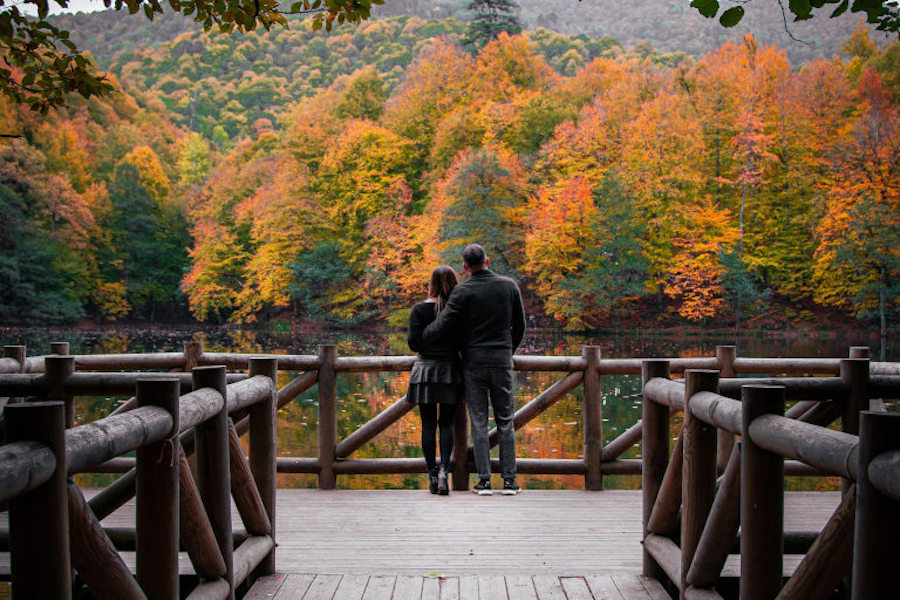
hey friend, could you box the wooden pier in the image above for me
[2,488,842,598]
[0,343,898,600]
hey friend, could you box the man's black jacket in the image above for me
[422,269,526,368]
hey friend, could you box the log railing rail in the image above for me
[2,341,899,599]
[2,342,899,490]
[0,356,278,600]
[641,352,900,600]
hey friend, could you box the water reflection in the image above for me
[1,325,893,492]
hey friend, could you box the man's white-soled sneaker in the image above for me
[502,478,521,495]
[473,478,493,496]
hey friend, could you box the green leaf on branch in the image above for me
[719,5,745,27]
[831,0,849,18]
[789,0,812,20]
[690,0,719,19]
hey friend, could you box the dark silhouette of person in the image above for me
[423,243,526,495]
[406,265,463,495]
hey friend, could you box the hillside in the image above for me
[50,14,620,141]
[52,0,879,70]
[374,0,882,64]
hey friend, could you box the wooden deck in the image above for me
[242,488,839,599]
[253,489,838,576]
[1,489,842,598]
[245,572,669,599]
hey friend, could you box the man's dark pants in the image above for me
[463,367,517,481]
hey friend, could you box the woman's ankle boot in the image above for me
[428,467,439,494]
[437,465,449,495]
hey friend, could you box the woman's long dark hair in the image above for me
[428,265,458,315]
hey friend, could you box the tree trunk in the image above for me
[880,266,887,338]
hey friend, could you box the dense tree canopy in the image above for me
[0,0,384,112]
[2,10,899,332]
[4,0,900,113]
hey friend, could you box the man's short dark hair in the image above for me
[463,244,487,268]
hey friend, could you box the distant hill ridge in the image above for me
[53,0,877,68]
[374,0,877,64]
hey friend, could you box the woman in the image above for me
[407,265,464,495]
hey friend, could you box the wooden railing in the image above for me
[3,341,727,492]
[2,342,898,491]
[1,341,898,599]
[0,355,278,600]
[640,349,900,600]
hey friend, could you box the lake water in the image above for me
[1,325,894,492]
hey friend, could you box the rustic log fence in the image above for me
[2,342,898,491]
[0,355,278,600]
[1,341,899,599]
[640,350,900,600]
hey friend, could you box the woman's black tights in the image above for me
[419,403,457,471]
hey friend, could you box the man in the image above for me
[422,243,526,495]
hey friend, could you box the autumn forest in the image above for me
[2,11,899,334]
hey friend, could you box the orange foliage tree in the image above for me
[664,196,740,321]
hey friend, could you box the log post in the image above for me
[193,365,233,600]
[715,346,736,471]
[682,369,719,597]
[840,358,869,496]
[852,411,900,600]
[4,345,26,404]
[248,357,278,577]
[642,359,670,580]
[848,346,868,359]
[840,358,869,437]
[451,401,469,492]
[6,401,71,600]
[44,355,75,428]
[50,341,69,356]
[184,340,203,373]
[582,345,603,490]
[317,345,337,490]
[741,385,785,600]
[136,378,180,600]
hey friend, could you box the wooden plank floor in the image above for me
[271,490,649,575]
[245,572,669,599]
[254,489,839,576]
[1,489,841,597]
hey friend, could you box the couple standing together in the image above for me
[406,243,526,496]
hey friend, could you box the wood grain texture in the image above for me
[276,574,315,598]
[245,573,671,599]
[2,489,840,599]
[559,577,594,600]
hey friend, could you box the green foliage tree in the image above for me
[577,175,648,326]
[336,67,388,121]
[288,241,375,324]
[177,132,213,186]
[101,162,187,319]
[0,141,84,322]
[461,0,523,52]
[719,247,770,332]
[433,146,528,275]
[842,197,900,337]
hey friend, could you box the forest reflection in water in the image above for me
[3,324,893,492]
